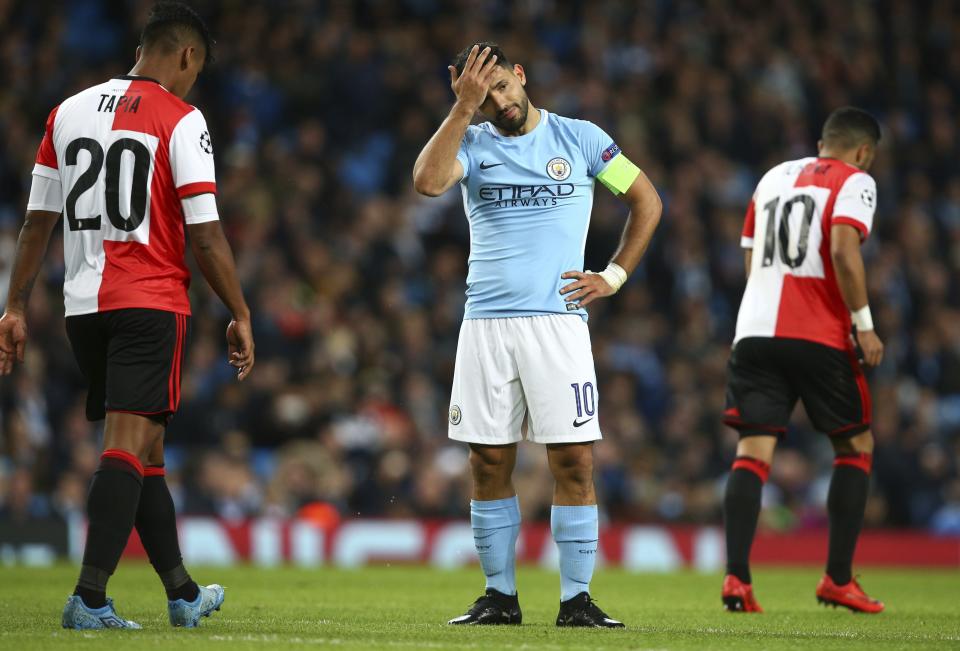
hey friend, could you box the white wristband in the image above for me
[595,262,628,293]
[851,305,874,331]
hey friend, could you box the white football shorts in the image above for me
[448,314,602,445]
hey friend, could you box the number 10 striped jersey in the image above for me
[30,75,218,317]
[734,157,877,350]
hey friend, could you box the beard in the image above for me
[493,98,529,133]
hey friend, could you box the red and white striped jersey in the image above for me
[734,157,877,350]
[31,75,217,316]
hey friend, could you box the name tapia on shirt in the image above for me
[97,94,142,114]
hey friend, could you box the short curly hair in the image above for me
[141,1,215,65]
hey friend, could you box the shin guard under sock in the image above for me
[723,456,770,584]
[136,466,199,602]
[826,453,871,586]
[74,450,144,608]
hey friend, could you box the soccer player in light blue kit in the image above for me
[415,43,662,627]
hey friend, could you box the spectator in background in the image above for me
[0,0,957,534]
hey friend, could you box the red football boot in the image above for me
[815,575,885,613]
[722,575,763,613]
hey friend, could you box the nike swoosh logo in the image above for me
[479,161,503,169]
[572,417,594,428]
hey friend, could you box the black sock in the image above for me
[136,468,199,602]
[74,450,144,608]
[74,566,111,609]
[826,454,871,586]
[724,457,769,584]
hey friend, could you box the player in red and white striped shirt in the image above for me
[0,2,252,630]
[721,107,885,614]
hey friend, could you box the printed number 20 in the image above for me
[571,382,596,418]
[64,137,151,232]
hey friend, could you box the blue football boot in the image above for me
[62,595,142,629]
[168,583,225,627]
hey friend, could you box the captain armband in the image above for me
[596,154,641,195]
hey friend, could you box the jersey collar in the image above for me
[114,74,162,85]
[486,108,549,140]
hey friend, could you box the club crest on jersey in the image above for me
[601,142,621,162]
[546,157,571,181]
[200,131,213,154]
[449,405,462,425]
[860,187,875,209]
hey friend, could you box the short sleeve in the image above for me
[832,172,876,240]
[579,121,619,178]
[456,127,475,182]
[741,196,756,248]
[169,109,217,198]
[32,105,60,180]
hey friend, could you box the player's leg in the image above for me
[448,318,524,625]
[60,314,141,628]
[469,443,521,595]
[797,341,883,612]
[826,430,873,586]
[137,436,199,601]
[545,442,600,601]
[140,434,225,626]
[723,435,776,591]
[545,444,622,629]
[720,337,794,612]
[63,308,191,629]
[65,412,161,628]
[516,315,620,627]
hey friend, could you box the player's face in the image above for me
[479,65,530,133]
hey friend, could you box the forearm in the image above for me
[833,252,869,311]
[4,211,59,314]
[191,230,250,320]
[610,197,662,275]
[413,102,473,195]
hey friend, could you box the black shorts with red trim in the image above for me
[65,308,189,422]
[722,336,871,439]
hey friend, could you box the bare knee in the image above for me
[548,443,595,503]
[469,445,516,500]
[735,435,777,465]
[103,412,166,464]
[832,430,874,456]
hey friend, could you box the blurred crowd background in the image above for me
[1,0,959,537]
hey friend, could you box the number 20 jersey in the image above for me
[31,76,217,317]
[734,157,877,350]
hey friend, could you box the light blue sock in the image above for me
[471,496,521,596]
[551,504,599,602]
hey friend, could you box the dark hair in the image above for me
[141,1,215,65]
[821,106,881,149]
[452,41,512,76]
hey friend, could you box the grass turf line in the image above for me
[1,563,958,650]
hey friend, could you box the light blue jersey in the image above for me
[456,109,621,320]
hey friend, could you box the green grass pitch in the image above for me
[1,563,958,650]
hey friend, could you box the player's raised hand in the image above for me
[226,318,255,381]
[856,329,884,367]
[0,312,28,376]
[559,270,617,308]
[449,45,499,112]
